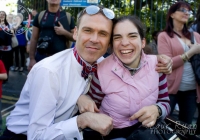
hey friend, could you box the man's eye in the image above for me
[100,32,107,36]
[84,30,91,33]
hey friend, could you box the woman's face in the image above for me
[0,12,6,20]
[113,20,145,68]
[171,6,190,24]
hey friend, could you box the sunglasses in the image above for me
[78,5,115,20]
[176,8,192,15]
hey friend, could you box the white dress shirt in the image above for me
[6,49,103,140]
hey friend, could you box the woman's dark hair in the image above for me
[164,1,191,39]
[112,15,146,45]
[194,5,200,34]
[0,11,9,26]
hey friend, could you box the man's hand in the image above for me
[129,105,159,127]
[54,22,66,35]
[28,58,36,71]
[77,95,99,113]
[77,112,113,136]
[156,54,172,74]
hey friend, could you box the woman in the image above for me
[14,22,27,72]
[0,11,13,80]
[158,1,200,126]
[79,15,170,139]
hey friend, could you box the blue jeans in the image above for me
[169,90,197,124]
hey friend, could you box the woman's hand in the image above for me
[129,105,159,127]
[156,54,173,74]
[77,94,99,113]
[187,43,200,58]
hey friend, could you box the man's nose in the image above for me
[90,33,99,43]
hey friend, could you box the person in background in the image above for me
[31,9,37,18]
[0,11,13,81]
[189,4,200,135]
[158,1,200,126]
[14,23,27,72]
[0,60,7,133]
[28,0,75,70]
[78,15,170,140]
[148,30,160,55]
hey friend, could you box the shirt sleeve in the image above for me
[27,67,82,140]
[32,13,40,28]
[87,71,105,108]
[0,60,6,73]
[156,73,171,120]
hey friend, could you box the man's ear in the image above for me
[73,26,78,41]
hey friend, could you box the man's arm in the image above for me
[156,54,172,74]
[0,73,7,80]
[27,68,112,139]
[54,22,75,41]
[28,26,39,71]
[77,71,105,113]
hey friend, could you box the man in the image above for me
[31,9,38,18]
[28,0,75,70]
[0,5,172,140]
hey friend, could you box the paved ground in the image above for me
[1,69,28,117]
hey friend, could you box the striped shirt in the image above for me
[88,72,170,119]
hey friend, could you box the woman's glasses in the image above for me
[176,8,193,15]
[78,5,115,20]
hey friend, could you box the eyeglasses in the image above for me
[78,5,115,20]
[176,8,193,15]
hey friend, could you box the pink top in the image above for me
[158,31,200,103]
[88,52,170,128]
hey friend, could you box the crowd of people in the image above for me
[0,0,199,139]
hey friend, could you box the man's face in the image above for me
[73,13,113,65]
[46,0,61,5]
[31,10,37,17]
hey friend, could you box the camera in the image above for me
[37,36,52,54]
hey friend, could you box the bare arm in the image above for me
[0,73,7,80]
[28,26,39,71]
[54,22,75,41]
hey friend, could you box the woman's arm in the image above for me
[76,71,105,113]
[158,32,184,70]
[156,73,170,120]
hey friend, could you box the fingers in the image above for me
[129,109,145,121]
[58,21,63,27]
[143,120,156,128]
[94,104,100,113]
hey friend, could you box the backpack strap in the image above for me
[190,31,195,44]
[38,10,46,25]
[66,12,71,25]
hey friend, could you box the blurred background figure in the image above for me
[148,30,160,55]
[189,4,200,135]
[0,11,13,81]
[158,2,200,129]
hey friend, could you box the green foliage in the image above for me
[20,0,200,42]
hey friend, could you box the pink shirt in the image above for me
[158,31,200,103]
[88,52,170,128]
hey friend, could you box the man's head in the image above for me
[31,10,37,17]
[46,0,61,5]
[73,5,115,65]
